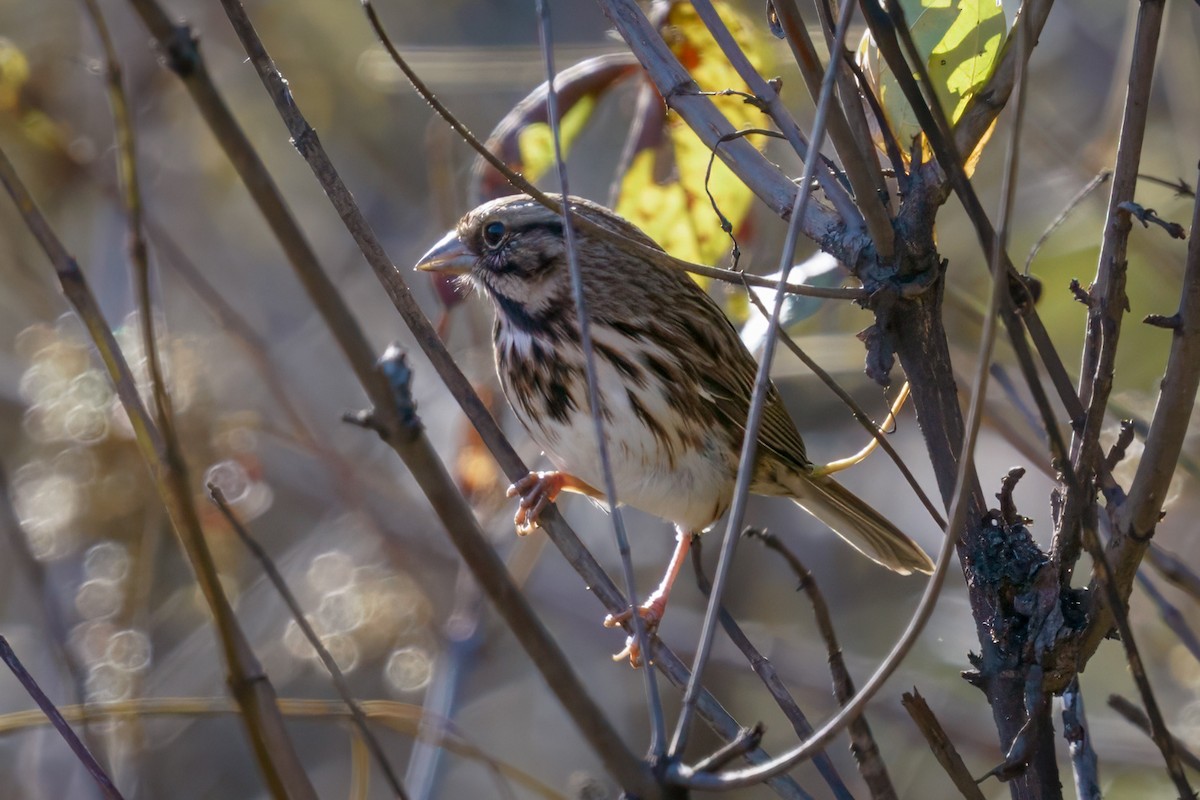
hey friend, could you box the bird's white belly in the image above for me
[512,349,734,532]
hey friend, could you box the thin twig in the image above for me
[1136,572,1200,667]
[1024,171,1112,274]
[766,0,894,258]
[1108,695,1200,775]
[1146,545,1200,604]
[1062,679,1102,800]
[534,0,666,757]
[691,724,767,775]
[665,1,956,787]
[899,689,986,800]
[742,285,945,529]
[1067,0,1167,576]
[0,140,318,800]
[1137,173,1196,198]
[689,0,874,247]
[208,485,410,799]
[811,0,892,208]
[79,0,174,435]
[751,530,898,800]
[1117,200,1188,239]
[0,697,563,800]
[689,537,850,800]
[0,636,124,799]
[668,0,856,760]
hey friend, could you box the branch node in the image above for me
[161,22,201,77]
[1117,200,1188,239]
[1143,312,1182,330]
[344,344,422,441]
[690,723,766,773]
[1104,420,1136,471]
[996,467,1031,526]
[1068,278,1092,306]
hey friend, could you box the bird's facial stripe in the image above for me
[476,220,564,277]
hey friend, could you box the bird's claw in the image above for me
[507,471,564,535]
[603,597,667,668]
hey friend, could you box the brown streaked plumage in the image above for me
[418,194,933,665]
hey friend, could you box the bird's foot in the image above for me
[507,471,602,534]
[603,594,667,668]
[507,471,567,534]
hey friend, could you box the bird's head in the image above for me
[416,195,573,320]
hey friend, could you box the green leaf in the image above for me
[857,0,1005,168]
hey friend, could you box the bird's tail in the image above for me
[788,472,934,575]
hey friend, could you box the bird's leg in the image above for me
[604,529,693,667]
[506,471,602,534]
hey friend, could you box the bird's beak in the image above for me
[415,230,473,275]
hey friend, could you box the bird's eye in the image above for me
[482,221,506,249]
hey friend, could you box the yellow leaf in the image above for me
[616,1,772,271]
[0,37,31,112]
[515,95,596,184]
[616,149,701,265]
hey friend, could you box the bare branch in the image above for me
[0,636,124,799]
[1024,171,1112,274]
[1080,159,1200,666]
[0,139,318,800]
[900,689,986,800]
[1107,695,1200,775]
[1070,0,1167,477]
[767,0,895,258]
[534,0,667,756]
[1061,680,1102,800]
[689,536,853,800]
[751,530,898,800]
[208,485,410,800]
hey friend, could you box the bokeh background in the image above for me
[0,0,1197,797]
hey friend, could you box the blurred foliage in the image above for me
[0,0,1196,798]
